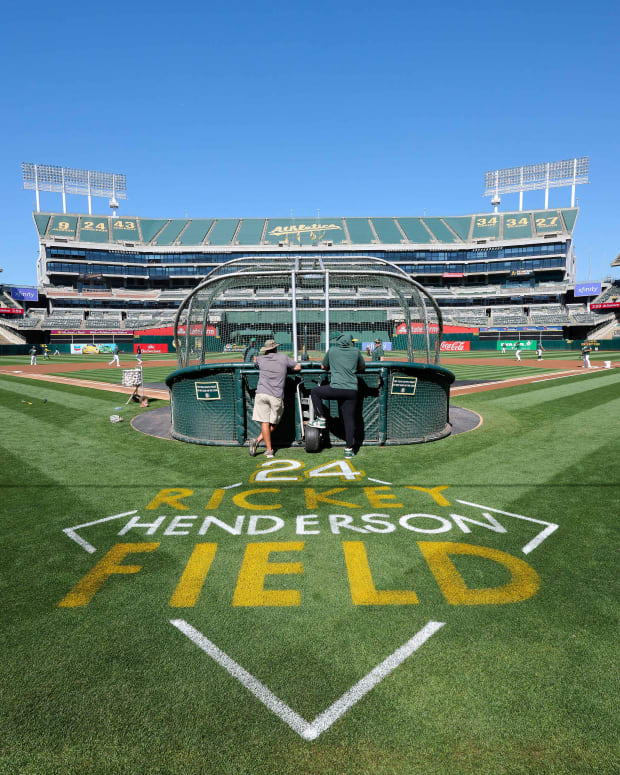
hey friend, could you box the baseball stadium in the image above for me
[1,167,619,774]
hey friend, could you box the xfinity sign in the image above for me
[574,283,601,297]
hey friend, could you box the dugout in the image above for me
[167,256,455,447]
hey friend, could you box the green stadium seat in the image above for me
[177,219,215,246]
[344,218,374,244]
[207,219,240,245]
[371,218,403,244]
[442,217,471,241]
[153,220,187,245]
[397,218,433,243]
[34,214,51,236]
[236,219,267,245]
[560,208,578,232]
[423,218,460,243]
[140,219,168,244]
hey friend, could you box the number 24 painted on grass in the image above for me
[251,459,364,483]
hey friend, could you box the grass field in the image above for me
[1,359,619,774]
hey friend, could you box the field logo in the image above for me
[58,460,559,739]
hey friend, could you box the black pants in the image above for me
[311,385,358,448]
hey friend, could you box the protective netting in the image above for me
[174,256,443,367]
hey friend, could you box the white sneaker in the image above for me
[309,418,326,428]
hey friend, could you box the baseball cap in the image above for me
[261,339,278,352]
[375,338,381,344]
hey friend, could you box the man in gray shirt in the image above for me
[249,339,300,458]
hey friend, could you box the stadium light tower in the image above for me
[484,157,589,211]
[22,163,127,215]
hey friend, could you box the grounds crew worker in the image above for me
[309,332,365,459]
[372,338,384,361]
[248,339,301,458]
[243,338,258,363]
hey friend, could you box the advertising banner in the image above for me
[362,342,392,352]
[396,323,477,335]
[442,272,464,278]
[395,322,440,335]
[11,287,38,302]
[482,326,562,332]
[52,330,134,335]
[176,324,217,336]
[134,343,169,354]
[497,341,537,350]
[590,301,620,310]
[440,341,471,352]
[574,282,602,297]
[0,307,24,314]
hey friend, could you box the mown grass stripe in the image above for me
[435,388,620,488]
[490,371,620,409]
[46,367,173,385]
[0,376,125,410]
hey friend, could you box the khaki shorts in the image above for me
[252,393,284,425]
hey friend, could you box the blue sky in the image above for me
[1,0,618,286]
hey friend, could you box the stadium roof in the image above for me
[33,208,578,249]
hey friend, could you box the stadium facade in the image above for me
[3,206,617,346]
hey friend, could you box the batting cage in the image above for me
[166,256,455,447]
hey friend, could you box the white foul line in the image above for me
[63,510,138,553]
[455,500,558,554]
[170,618,444,741]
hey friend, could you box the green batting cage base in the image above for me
[165,362,455,447]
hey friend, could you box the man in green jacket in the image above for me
[372,338,384,361]
[309,332,365,458]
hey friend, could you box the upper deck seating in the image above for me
[423,218,462,243]
[206,219,240,245]
[152,220,187,246]
[344,218,375,244]
[492,312,528,325]
[371,218,404,244]
[178,220,214,246]
[235,219,266,245]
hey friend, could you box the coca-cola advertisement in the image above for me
[440,341,471,352]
